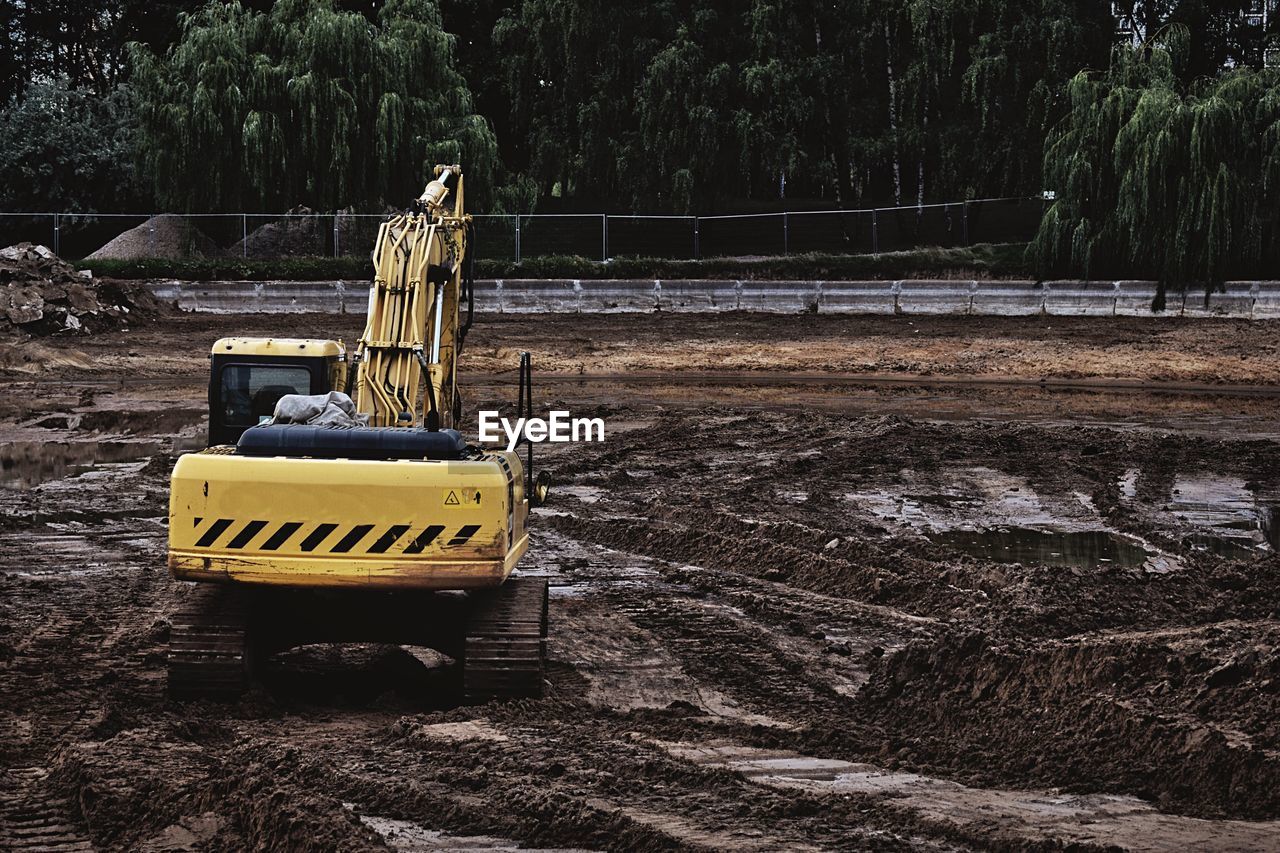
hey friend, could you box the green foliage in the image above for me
[493,0,674,208]
[636,15,738,213]
[80,255,371,281]
[494,0,1113,212]
[0,2,195,103]
[955,1,1114,201]
[0,78,142,212]
[5,0,1280,224]
[1031,27,1280,285]
[79,243,1030,281]
[583,243,1031,281]
[129,0,498,212]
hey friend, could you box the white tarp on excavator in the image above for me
[270,392,370,428]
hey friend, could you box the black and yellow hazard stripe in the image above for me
[448,524,481,546]
[404,524,445,554]
[189,518,481,553]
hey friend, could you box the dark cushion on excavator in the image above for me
[235,424,467,461]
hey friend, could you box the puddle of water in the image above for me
[0,532,133,577]
[0,438,196,490]
[1261,506,1280,550]
[1170,474,1254,523]
[656,740,1280,852]
[555,484,603,503]
[847,467,1087,533]
[1119,468,1140,500]
[351,810,596,852]
[929,527,1151,568]
[521,522,664,597]
[1165,473,1276,556]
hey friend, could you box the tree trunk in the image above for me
[917,91,928,209]
[884,20,902,208]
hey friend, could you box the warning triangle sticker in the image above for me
[444,491,461,506]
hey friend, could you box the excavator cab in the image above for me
[206,337,347,446]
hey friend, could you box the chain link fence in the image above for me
[0,197,1046,263]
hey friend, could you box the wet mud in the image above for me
[2,312,1280,851]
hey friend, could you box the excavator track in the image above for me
[167,584,254,700]
[463,577,548,702]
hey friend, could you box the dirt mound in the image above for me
[231,206,328,257]
[87,215,222,260]
[858,626,1280,819]
[0,243,162,336]
[8,313,1280,849]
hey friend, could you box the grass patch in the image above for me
[77,255,370,282]
[77,243,1032,282]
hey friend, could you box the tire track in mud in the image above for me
[0,450,934,850]
[539,408,1280,825]
[6,366,1280,848]
[0,486,953,848]
[52,695,967,851]
[0,451,176,851]
[0,560,120,852]
[533,513,1280,842]
[279,708,975,852]
[0,766,94,853]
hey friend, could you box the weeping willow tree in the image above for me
[493,0,1110,212]
[129,0,498,211]
[957,0,1114,201]
[493,0,677,208]
[635,21,736,213]
[1032,25,1280,289]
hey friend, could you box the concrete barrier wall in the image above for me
[144,278,1280,319]
[820,281,897,314]
[1182,281,1255,319]
[898,279,974,315]
[738,280,820,313]
[1255,282,1280,320]
[1043,280,1116,317]
[972,280,1042,316]
[658,279,737,312]
[1115,281,1163,317]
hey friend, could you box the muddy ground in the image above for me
[2,312,1280,851]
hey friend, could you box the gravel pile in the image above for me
[87,214,222,260]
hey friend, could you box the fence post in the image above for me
[149,214,156,256]
[242,214,248,258]
[332,213,340,257]
[871,209,879,256]
[52,213,59,256]
[601,213,607,262]
[783,212,789,255]
[514,215,521,265]
[962,201,970,246]
[693,217,700,260]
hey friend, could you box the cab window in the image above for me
[220,364,312,426]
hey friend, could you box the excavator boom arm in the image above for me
[353,165,469,429]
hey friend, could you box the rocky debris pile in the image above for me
[0,243,161,335]
[87,214,222,260]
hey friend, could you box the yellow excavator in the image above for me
[166,166,549,702]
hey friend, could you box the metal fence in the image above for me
[0,197,1046,263]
